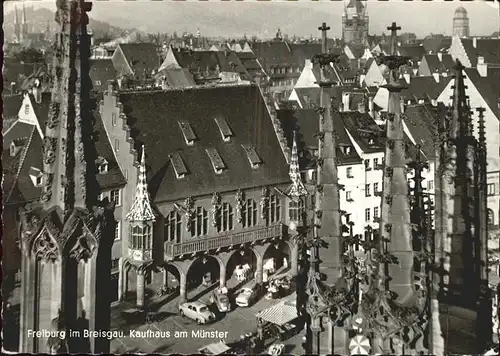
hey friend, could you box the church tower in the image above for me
[21,2,29,42]
[14,6,21,42]
[452,7,470,38]
[18,0,115,353]
[342,0,369,44]
[432,60,491,354]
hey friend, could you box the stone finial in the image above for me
[287,131,308,197]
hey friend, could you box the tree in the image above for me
[13,47,45,64]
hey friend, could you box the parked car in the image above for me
[179,301,215,324]
[209,288,231,312]
[235,284,258,307]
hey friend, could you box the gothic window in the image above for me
[365,208,371,222]
[220,202,234,232]
[487,209,494,226]
[269,195,281,223]
[288,198,304,222]
[110,189,121,206]
[165,211,181,243]
[192,207,208,236]
[143,225,152,250]
[242,199,258,227]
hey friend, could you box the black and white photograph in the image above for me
[2,0,500,354]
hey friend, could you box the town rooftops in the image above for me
[173,49,248,76]
[89,59,117,89]
[277,108,362,169]
[251,41,322,67]
[3,109,126,206]
[114,43,160,75]
[117,84,290,203]
[460,38,500,66]
[401,76,452,102]
[421,54,454,74]
[403,103,440,160]
[464,67,500,120]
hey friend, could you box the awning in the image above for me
[256,298,298,326]
[198,341,231,355]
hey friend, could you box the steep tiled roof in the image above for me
[89,59,117,90]
[3,109,126,205]
[251,41,322,68]
[461,38,500,66]
[157,68,196,88]
[117,43,160,75]
[422,55,441,74]
[401,76,452,102]
[464,68,500,120]
[118,85,290,202]
[346,44,365,59]
[293,85,357,109]
[339,111,384,153]
[422,36,452,54]
[3,122,34,149]
[398,45,426,60]
[403,104,438,160]
[2,94,23,119]
[440,54,455,71]
[277,108,361,168]
[236,51,265,74]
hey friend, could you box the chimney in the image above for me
[433,70,440,83]
[359,73,366,86]
[368,95,375,118]
[403,72,410,84]
[477,56,487,77]
[342,92,350,112]
[437,52,442,62]
[32,79,42,104]
[473,37,477,48]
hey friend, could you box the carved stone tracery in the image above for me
[33,232,60,262]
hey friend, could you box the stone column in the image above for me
[136,271,145,309]
[124,266,129,300]
[118,258,124,301]
[179,273,187,304]
[327,319,335,354]
[311,319,322,356]
[255,255,264,285]
[290,242,299,277]
[163,267,168,288]
[219,263,226,289]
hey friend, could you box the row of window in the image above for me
[364,157,384,170]
[165,197,282,242]
[100,189,121,206]
[270,67,301,75]
[271,79,296,87]
[365,207,379,222]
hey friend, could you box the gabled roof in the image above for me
[345,43,366,59]
[251,41,322,68]
[397,45,426,60]
[339,111,385,153]
[89,59,117,88]
[173,49,249,79]
[422,36,452,54]
[3,109,126,205]
[401,76,452,102]
[118,85,290,202]
[235,51,265,74]
[293,85,357,109]
[277,108,361,169]
[156,68,196,88]
[460,38,500,66]
[2,94,23,119]
[464,68,500,120]
[116,43,160,75]
[403,104,438,160]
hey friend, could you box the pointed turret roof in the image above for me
[286,132,308,198]
[127,146,156,222]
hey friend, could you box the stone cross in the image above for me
[318,22,330,54]
[387,22,401,55]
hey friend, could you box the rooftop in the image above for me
[117,84,290,203]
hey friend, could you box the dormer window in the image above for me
[241,144,262,169]
[343,146,352,155]
[170,152,188,179]
[368,138,375,145]
[10,140,24,157]
[206,148,226,174]
[214,117,233,142]
[178,121,197,146]
[95,156,109,174]
[29,167,43,187]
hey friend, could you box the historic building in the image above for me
[452,7,470,38]
[99,82,311,307]
[17,0,116,353]
[342,0,369,44]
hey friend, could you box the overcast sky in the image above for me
[5,0,500,38]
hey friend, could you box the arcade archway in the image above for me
[185,256,222,301]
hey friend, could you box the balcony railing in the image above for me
[165,223,284,259]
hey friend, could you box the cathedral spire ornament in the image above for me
[286,131,308,198]
[127,146,156,222]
